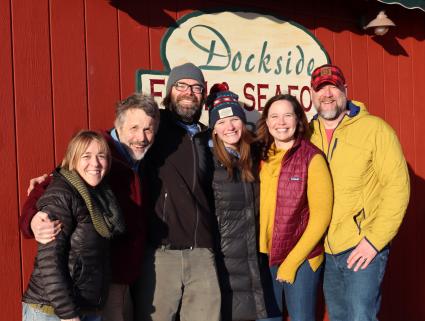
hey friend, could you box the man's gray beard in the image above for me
[317,102,347,121]
[319,108,341,120]
[138,144,150,160]
[128,143,150,162]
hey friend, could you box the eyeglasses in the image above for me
[174,81,204,94]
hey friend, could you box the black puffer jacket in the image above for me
[23,172,110,319]
[212,150,280,321]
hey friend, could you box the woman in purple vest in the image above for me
[255,94,333,321]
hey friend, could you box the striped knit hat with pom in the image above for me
[206,82,246,128]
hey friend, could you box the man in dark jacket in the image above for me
[132,63,221,321]
[19,93,160,321]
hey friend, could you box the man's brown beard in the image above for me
[172,95,202,123]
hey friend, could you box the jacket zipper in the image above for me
[191,134,198,249]
[318,115,346,162]
[329,138,338,161]
[318,120,325,154]
[162,192,168,222]
[244,180,257,254]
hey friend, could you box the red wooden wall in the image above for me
[1,0,424,320]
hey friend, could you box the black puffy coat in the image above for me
[23,172,110,319]
[212,151,280,321]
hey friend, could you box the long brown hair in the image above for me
[212,124,255,182]
[256,94,310,161]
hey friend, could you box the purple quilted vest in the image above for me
[269,138,324,266]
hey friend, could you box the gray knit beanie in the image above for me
[166,63,205,94]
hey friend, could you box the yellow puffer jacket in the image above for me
[310,100,410,254]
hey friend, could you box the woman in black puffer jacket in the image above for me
[22,131,125,321]
[207,84,280,321]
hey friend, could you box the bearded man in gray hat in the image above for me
[132,63,221,321]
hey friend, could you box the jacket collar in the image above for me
[161,109,208,136]
[282,137,304,163]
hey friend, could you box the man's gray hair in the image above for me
[114,93,160,129]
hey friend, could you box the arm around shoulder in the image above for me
[19,176,52,238]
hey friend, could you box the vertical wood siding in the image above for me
[1,0,424,319]
[0,0,21,319]
[11,0,56,296]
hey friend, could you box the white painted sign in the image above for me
[137,10,329,125]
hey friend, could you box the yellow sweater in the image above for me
[259,144,333,284]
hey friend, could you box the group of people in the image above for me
[19,62,410,321]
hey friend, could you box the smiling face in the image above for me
[170,78,203,122]
[312,83,348,122]
[75,140,108,187]
[116,108,156,161]
[266,99,297,150]
[214,116,243,150]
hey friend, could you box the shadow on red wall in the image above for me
[109,0,424,55]
[379,163,425,321]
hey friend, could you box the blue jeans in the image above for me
[323,247,390,321]
[22,303,101,321]
[257,260,322,321]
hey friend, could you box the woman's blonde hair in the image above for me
[61,130,111,173]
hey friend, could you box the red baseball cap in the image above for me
[311,64,346,91]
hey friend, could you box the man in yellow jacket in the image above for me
[309,64,410,321]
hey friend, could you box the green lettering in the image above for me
[274,56,283,75]
[307,59,315,75]
[286,51,292,75]
[245,54,255,72]
[295,45,305,75]
[232,52,242,71]
[188,25,231,70]
[258,42,271,73]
